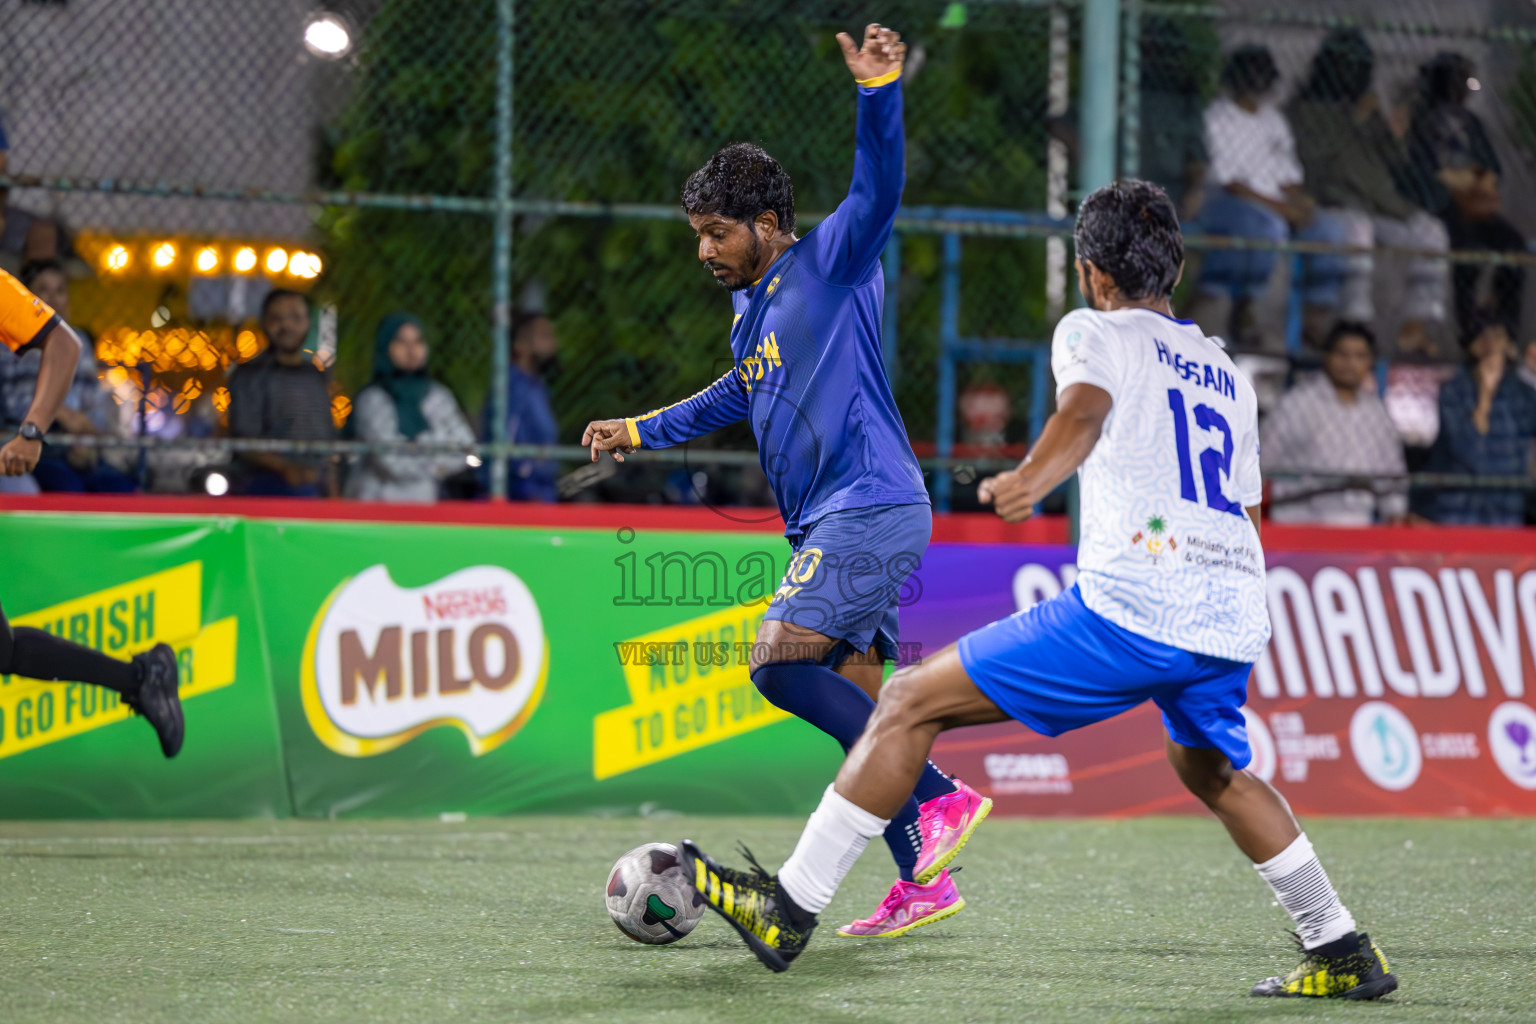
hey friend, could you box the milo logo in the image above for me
[301,565,547,757]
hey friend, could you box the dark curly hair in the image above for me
[1074,179,1184,301]
[681,142,796,233]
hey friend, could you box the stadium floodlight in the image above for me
[103,244,130,273]
[303,13,352,58]
[151,242,177,269]
[233,247,258,273]
[194,246,220,273]
[266,247,289,274]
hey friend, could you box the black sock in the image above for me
[778,881,818,930]
[5,627,138,694]
[1310,932,1361,959]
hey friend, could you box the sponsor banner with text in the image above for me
[0,515,289,818]
[1,508,1531,819]
[916,544,1536,817]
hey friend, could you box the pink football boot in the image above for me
[836,869,964,938]
[913,778,993,884]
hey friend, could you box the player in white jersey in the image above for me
[678,180,1398,1001]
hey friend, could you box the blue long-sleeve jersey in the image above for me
[625,72,928,537]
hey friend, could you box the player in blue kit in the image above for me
[584,24,990,938]
[676,180,1399,1001]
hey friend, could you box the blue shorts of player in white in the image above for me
[762,502,931,666]
[958,583,1255,768]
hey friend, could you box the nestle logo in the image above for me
[984,752,1072,794]
[423,587,508,621]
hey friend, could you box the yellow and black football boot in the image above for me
[678,839,816,972]
[1251,932,1398,1000]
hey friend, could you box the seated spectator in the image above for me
[346,314,474,504]
[1404,53,1525,338]
[486,311,559,502]
[1262,322,1407,525]
[1191,46,1348,349]
[0,260,133,492]
[1418,311,1536,525]
[225,289,336,496]
[1137,17,1208,222]
[1286,29,1448,355]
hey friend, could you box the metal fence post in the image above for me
[489,0,515,500]
[1079,0,1121,196]
[1074,0,1120,542]
[1119,0,1141,180]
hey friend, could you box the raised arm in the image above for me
[584,369,749,463]
[804,24,907,287]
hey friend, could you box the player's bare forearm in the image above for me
[1246,504,1262,539]
[22,324,82,432]
[979,383,1112,522]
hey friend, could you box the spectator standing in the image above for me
[225,289,336,496]
[347,314,474,503]
[1192,46,1348,348]
[1405,52,1526,336]
[1262,322,1408,525]
[0,260,133,491]
[488,311,559,501]
[1418,311,1536,525]
[1286,29,1449,355]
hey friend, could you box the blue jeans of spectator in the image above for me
[32,456,137,493]
[1196,191,1348,306]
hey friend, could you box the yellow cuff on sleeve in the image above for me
[856,67,902,89]
[624,418,641,449]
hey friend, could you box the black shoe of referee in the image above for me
[125,643,184,758]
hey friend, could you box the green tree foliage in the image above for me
[320,0,1062,442]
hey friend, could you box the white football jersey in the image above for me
[1051,306,1271,663]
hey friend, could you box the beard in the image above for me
[1080,267,1103,311]
[708,233,762,291]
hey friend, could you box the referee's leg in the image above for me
[0,596,135,693]
[0,596,184,757]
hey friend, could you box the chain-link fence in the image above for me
[1,0,1534,522]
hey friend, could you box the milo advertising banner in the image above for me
[246,520,839,817]
[0,514,288,817]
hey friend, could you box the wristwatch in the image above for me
[17,422,43,442]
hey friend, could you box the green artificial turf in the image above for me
[0,817,1532,1023]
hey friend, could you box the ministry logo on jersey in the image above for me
[1129,513,1179,561]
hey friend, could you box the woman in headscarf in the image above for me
[346,313,475,503]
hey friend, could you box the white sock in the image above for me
[778,784,891,914]
[1254,833,1357,949]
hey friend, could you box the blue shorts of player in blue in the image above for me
[958,583,1255,767]
[762,502,931,665]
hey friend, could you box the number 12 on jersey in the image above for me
[1167,389,1243,516]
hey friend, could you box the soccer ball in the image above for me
[604,842,705,944]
